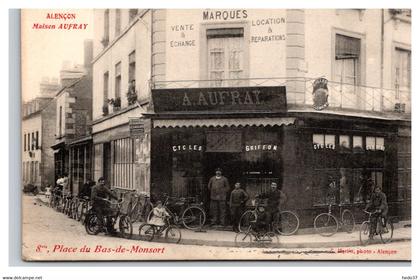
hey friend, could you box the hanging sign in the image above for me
[312,78,329,111]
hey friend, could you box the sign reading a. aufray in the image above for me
[152,86,286,113]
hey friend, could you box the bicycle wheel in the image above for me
[359,221,371,246]
[274,211,300,236]
[182,206,206,230]
[234,232,252,247]
[261,231,279,248]
[239,210,257,233]
[139,223,155,241]
[76,202,85,221]
[146,209,154,223]
[85,214,101,235]
[314,213,339,237]
[70,201,78,219]
[341,209,355,233]
[379,219,394,244]
[119,215,133,239]
[165,226,182,244]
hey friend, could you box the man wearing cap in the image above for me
[91,177,119,233]
[208,168,230,226]
[257,182,287,231]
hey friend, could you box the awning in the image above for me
[51,140,65,150]
[153,117,295,128]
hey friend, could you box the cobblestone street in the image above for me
[21,195,411,261]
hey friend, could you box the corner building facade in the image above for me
[91,9,411,227]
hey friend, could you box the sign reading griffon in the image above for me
[312,78,329,111]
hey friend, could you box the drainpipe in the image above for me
[150,9,154,90]
[380,9,385,112]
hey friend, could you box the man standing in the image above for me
[229,182,249,232]
[257,182,287,231]
[91,177,119,233]
[208,168,229,226]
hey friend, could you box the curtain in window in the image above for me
[395,48,411,91]
[208,30,244,87]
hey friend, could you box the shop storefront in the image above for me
[148,86,289,210]
[140,86,410,228]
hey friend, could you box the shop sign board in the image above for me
[151,86,286,113]
[129,118,145,139]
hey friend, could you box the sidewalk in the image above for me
[35,194,411,248]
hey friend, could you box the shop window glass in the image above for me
[339,135,350,153]
[313,134,324,149]
[325,135,335,149]
[339,168,351,204]
[376,137,385,151]
[312,169,337,206]
[353,135,363,153]
[171,131,204,198]
[366,137,375,150]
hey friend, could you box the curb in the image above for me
[33,195,412,249]
[171,236,412,249]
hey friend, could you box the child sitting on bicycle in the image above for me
[253,203,269,233]
[149,200,170,228]
[364,185,388,238]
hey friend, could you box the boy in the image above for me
[229,182,249,232]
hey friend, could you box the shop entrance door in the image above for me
[203,152,242,224]
[204,152,242,191]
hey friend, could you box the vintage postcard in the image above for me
[20,8,411,261]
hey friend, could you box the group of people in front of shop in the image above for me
[208,168,287,232]
[51,167,389,238]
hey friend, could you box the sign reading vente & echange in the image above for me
[151,86,287,113]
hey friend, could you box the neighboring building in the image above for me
[51,40,94,195]
[22,78,60,189]
[91,9,151,190]
[91,9,411,225]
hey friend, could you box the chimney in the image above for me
[84,39,93,74]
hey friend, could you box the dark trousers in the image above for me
[370,212,387,237]
[210,200,226,226]
[93,204,114,232]
[230,205,244,231]
[265,209,279,231]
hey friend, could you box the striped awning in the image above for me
[153,117,295,128]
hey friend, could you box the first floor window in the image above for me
[207,28,245,87]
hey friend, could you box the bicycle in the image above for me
[126,191,153,223]
[238,199,300,236]
[50,190,65,212]
[84,198,133,238]
[235,218,279,248]
[147,195,206,230]
[75,196,91,222]
[359,210,394,246]
[314,204,355,237]
[139,216,182,244]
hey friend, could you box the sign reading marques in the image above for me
[151,86,287,113]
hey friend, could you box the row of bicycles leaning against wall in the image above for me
[47,189,394,247]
